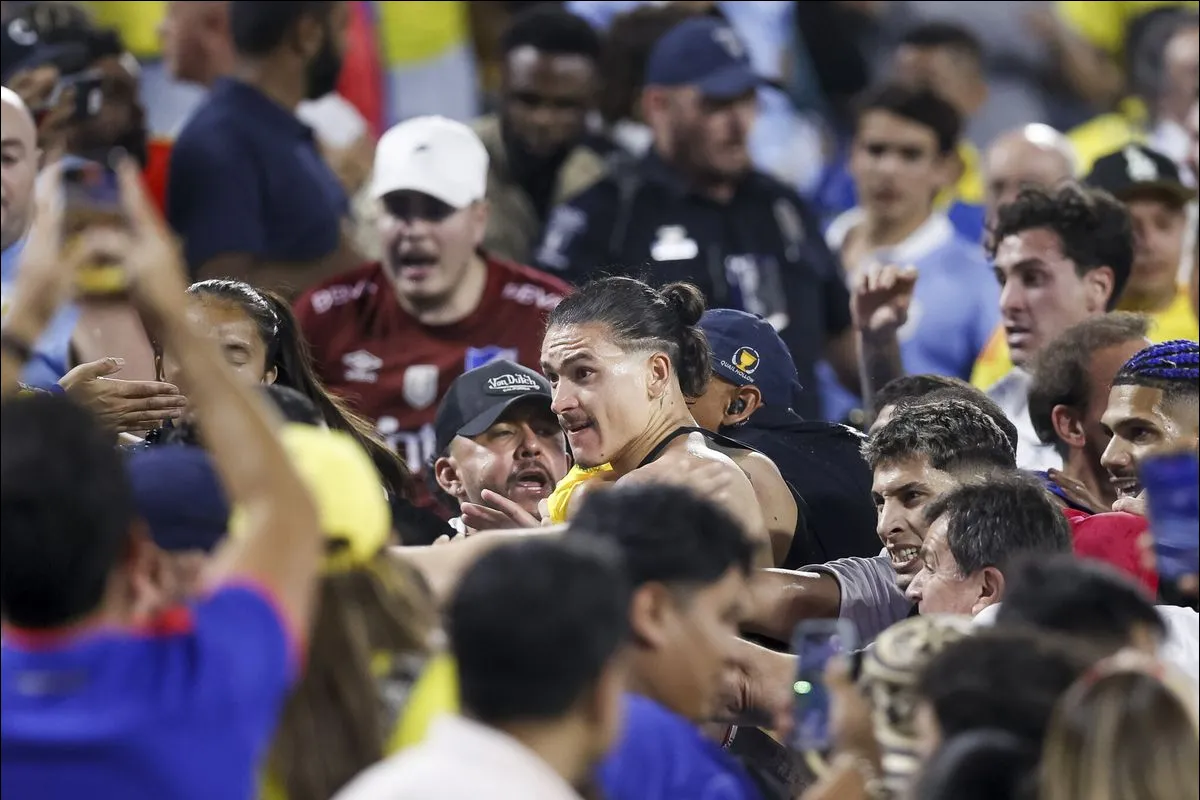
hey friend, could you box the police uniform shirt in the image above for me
[535,151,852,420]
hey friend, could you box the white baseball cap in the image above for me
[369,115,489,209]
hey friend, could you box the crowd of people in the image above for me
[1,2,1199,799]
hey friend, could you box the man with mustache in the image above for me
[295,116,571,517]
[534,16,859,421]
[430,360,570,536]
[165,0,362,296]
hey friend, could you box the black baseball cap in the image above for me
[434,359,553,454]
[1085,144,1197,207]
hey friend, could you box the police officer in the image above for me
[692,309,880,565]
[534,16,859,421]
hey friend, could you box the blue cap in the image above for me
[644,18,769,100]
[699,309,802,410]
[126,445,229,553]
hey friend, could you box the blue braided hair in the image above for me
[1113,340,1200,402]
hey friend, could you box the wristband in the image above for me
[0,330,35,364]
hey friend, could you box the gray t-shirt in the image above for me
[805,554,913,644]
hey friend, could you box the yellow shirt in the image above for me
[969,287,1200,389]
[1055,1,1199,58]
[259,652,460,800]
[546,464,614,524]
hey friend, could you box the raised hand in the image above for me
[851,264,918,336]
[460,488,542,532]
[59,357,187,433]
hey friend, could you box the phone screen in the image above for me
[790,620,856,753]
[61,157,128,295]
[1140,452,1200,581]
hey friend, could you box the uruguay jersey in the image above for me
[2,584,299,800]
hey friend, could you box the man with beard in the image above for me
[166,1,361,296]
[295,116,571,512]
[430,360,570,535]
[472,6,611,265]
[534,16,858,421]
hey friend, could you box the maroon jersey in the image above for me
[295,255,570,480]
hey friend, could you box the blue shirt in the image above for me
[0,238,79,388]
[599,694,762,800]
[166,78,348,277]
[1,585,297,800]
[818,211,1000,423]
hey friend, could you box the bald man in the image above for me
[982,124,1077,233]
[1,87,39,257]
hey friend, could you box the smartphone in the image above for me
[60,156,129,296]
[789,619,858,753]
[44,70,106,123]
[1140,452,1200,582]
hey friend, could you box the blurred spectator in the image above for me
[981,123,1078,235]
[1039,659,1200,800]
[166,1,361,296]
[295,116,570,513]
[569,485,763,800]
[596,3,702,157]
[336,536,632,800]
[815,22,988,242]
[430,359,569,534]
[1026,312,1151,514]
[473,6,610,264]
[0,86,71,387]
[979,184,1134,471]
[537,17,858,420]
[913,627,1096,795]
[691,309,880,564]
[1086,144,1200,341]
[822,83,998,424]
[905,472,1074,617]
[151,278,455,543]
[1065,7,1199,174]
[157,0,234,90]
[992,555,1197,668]
[1,7,163,383]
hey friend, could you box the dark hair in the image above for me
[1112,339,1200,405]
[900,22,984,64]
[449,536,631,724]
[901,385,1020,458]
[262,384,325,426]
[1126,8,1199,106]
[863,398,1017,474]
[988,184,1134,310]
[1027,312,1151,454]
[995,554,1165,655]
[917,627,1097,747]
[874,374,967,412]
[570,484,754,591]
[856,82,961,154]
[921,472,1073,577]
[547,277,712,398]
[0,394,135,628]
[501,5,603,61]
[182,280,414,501]
[598,3,700,125]
[915,730,1039,800]
[229,1,334,57]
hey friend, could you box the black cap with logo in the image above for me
[434,359,553,454]
[1085,144,1198,207]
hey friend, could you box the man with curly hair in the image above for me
[984,183,1135,471]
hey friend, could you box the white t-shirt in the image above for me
[973,602,1200,684]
